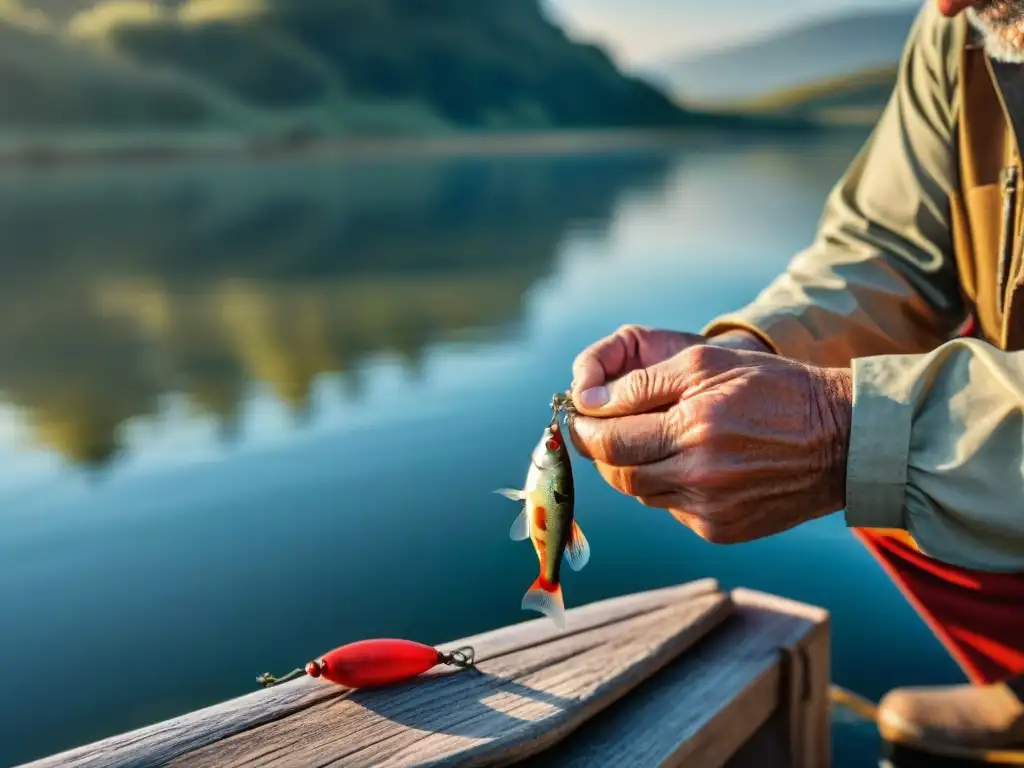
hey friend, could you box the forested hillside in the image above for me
[1,0,707,137]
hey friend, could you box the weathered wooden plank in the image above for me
[19,579,723,768]
[532,588,831,768]
[435,577,721,661]
[167,593,733,767]
[735,590,831,768]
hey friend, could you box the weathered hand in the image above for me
[567,343,852,544]
[570,325,772,410]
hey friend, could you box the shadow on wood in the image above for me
[18,579,832,768]
[353,668,578,734]
[535,589,831,768]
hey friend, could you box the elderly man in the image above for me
[567,0,1024,754]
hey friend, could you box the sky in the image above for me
[546,0,917,68]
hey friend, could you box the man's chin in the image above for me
[938,0,981,16]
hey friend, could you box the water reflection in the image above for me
[0,152,671,467]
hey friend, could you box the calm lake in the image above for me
[0,134,967,767]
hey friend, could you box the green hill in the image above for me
[0,7,236,132]
[0,0,757,142]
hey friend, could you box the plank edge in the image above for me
[16,579,725,768]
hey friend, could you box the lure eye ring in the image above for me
[437,645,476,669]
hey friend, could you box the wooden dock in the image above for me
[18,579,831,768]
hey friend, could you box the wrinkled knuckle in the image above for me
[623,367,652,402]
[664,405,689,441]
[683,463,713,490]
[681,405,719,446]
[656,422,676,458]
[680,343,720,371]
[677,446,715,488]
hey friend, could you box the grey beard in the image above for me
[968,3,1024,63]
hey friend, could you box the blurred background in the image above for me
[0,2,956,767]
[0,0,911,150]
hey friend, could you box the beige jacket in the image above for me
[704,2,1024,572]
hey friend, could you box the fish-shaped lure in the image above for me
[495,420,590,629]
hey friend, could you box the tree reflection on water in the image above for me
[0,150,673,465]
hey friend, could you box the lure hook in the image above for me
[549,387,576,425]
[257,668,305,688]
[437,645,476,669]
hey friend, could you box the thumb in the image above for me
[574,358,687,417]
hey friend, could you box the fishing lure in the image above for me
[257,639,475,689]
[494,388,589,629]
[550,388,577,420]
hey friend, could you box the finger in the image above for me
[637,497,721,542]
[571,326,703,399]
[574,355,694,417]
[593,458,679,498]
[568,412,674,465]
[637,494,674,509]
[667,508,718,541]
[571,325,647,396]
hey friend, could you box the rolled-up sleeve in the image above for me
[847,339,1024,572]
[702,1,968,367]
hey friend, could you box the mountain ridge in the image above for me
[643,5,918,103]
[0,0,716,140]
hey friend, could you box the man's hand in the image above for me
[567,339,853,544]
[571,325,772,410]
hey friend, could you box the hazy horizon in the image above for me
[547,0,920,68]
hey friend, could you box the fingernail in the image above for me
[579,386,609,408]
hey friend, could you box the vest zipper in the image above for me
[998,165,1019,316]
[985,52,1024,342]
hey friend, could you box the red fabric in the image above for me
[960,314,978,338]
[854,529,1024,684]
[850,313,1024,686]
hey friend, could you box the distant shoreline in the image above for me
[0,122,864,171]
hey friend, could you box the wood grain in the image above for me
[532,588,831,768]
[172,594,733,768]
[18,579,727,768]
